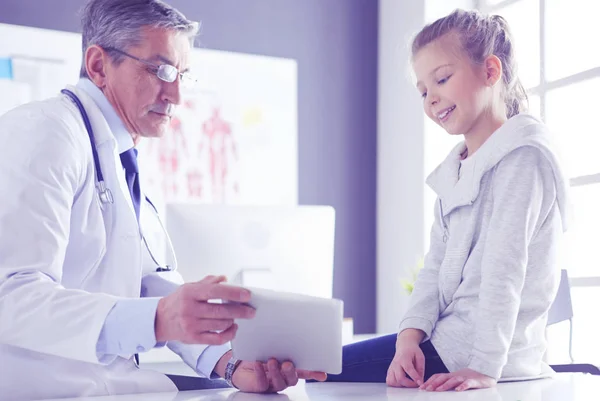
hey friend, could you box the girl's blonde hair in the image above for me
[412,9,528,118]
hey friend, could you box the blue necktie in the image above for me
[119,148,141,222]
[120,148,141,366]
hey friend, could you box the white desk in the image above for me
[46,374,599,401]
[139,332,381,377]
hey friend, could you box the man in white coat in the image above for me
[0,0,326,399]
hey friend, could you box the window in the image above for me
[476,0,600,364]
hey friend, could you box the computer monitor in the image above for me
[165,204,336,299]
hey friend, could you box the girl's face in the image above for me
[412,33,493,136]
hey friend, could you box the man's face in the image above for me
[103,26,191,140]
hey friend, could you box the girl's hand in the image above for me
[386,330,426,388]
[420,368,497,392]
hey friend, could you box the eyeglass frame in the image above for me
[104,46,197,86]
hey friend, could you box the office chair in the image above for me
[547,269,600,375]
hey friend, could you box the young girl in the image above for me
[324,9,570,391]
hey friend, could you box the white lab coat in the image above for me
[0,86,199,400]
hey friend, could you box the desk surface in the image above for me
[47,374,598,401]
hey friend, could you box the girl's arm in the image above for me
[468,146,557,379]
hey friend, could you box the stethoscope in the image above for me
[61,89,177,273]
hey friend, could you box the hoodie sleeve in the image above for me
[468,146,557,379]
[398,199,447,340]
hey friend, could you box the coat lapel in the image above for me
[65,85,139,229]
[426,142,481,217]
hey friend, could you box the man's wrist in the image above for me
[154,297,167,343]
[225,357,242,388]
[214,350,233,378]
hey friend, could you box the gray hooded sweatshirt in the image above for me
[398,113,571,380]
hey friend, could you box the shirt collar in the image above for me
[76,78,134,153]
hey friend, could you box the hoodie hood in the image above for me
[426,113,571,231]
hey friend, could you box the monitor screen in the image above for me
[165,204,335,299]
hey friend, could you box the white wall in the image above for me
[377,0,426,334]
[377,0,474,334]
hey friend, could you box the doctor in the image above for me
[0,0,326,400]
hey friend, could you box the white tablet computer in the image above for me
[231,287,343,374]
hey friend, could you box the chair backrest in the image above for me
[547,269,574,326]
[551,363,600,375]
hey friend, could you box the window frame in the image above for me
[477,0,600,288]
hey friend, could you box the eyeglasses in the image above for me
[105,47,198,88]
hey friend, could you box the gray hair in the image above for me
[79,0,199,78]
[412,9,528,118]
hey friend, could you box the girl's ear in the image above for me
[484,54,503,87]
